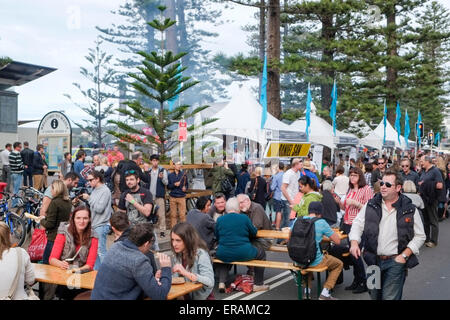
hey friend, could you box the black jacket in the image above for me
[21,148,34,167]
[32,151,47,175]
[321,190,339,226]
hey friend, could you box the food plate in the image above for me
[172,277,186,285]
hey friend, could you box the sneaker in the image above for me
[426,242,437,248]
[319,294,338,300]
[218,283,226,293]
[345,280,358,291]
[253,284,270,292]
[352,283,368,294]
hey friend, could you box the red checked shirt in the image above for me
[343,185,374,225]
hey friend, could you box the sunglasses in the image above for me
[125,170,136,175]
[380,181,394,188]
[378,162,385,165]
[87,178,95,182]
[401,165,409,168]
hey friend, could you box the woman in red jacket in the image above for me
[49,206,98,300]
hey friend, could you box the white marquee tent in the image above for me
[203,85,301,146]
[289,102,359,149]
[360,119,415,150]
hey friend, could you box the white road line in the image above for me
[223,270,292,300]
[240,275,294,300]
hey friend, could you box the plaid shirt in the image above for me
[343,185,374,225]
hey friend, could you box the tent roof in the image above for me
[361,119,414,150]
[204,85,298,144]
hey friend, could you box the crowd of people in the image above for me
[0,141,449,300]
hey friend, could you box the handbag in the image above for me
[221,177,233,194]
[248,177,258,200]
[27,228,48,262]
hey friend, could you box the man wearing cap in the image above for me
[290,201,343,300]
[148,154,168,237]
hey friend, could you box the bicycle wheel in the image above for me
[7,213,27,247]
[15,206,33,234]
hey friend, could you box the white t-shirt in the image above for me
[281,169,300,201]
[0,248,35,300]
[332,175,350,198]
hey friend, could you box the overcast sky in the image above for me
[1,0,450,128]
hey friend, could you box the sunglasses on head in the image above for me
[380,181,394,188]
[125,170,136,175]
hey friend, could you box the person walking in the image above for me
[32,144,47,191]
[168,161,188,229]
[59,152,72,178]
[9,142,24,207]
[235,163,251,196]
[349,169,425,300]
[20,141,34,187]
[271,162,285,230]
[418,155,444,247]
[371,157,387,186]
[339,167,373,294]
[280,158,301,228]
[211,160,235,198]
[400,158,419,191]
[0,143,12,193]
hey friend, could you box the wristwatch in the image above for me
[401,253,409,261]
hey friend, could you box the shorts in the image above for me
[272,199,284,212]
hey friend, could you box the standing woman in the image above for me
[82,170,112,269]
[339,167,373,294]
[49,206,98,300]
[168,222,214,300]
[38,180,72,264]
[248,167,267,209]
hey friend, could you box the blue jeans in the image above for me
[281,200,290,228]
[369,258,407,300]
[11,173,22,207]
[94,224,110,270]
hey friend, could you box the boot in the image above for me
[345,279,358,291]
[352,282,368,294]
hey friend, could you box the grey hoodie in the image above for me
[88,183,113,228]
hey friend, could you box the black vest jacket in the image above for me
[362,193,419,269]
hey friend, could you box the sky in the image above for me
[1,0,450,128]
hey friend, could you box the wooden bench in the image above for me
[32,263,203,300]
[212,258,327,300]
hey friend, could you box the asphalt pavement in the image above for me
[213,217,450,300]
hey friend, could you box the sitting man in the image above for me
[290,201,343,300]
[109,211,157,275]
[186,196,216,251]
[208,193,227,222]
[91,223,172,300]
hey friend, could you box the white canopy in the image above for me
[361,119,414,150]
[289,102,358,149]
[203,85,299,145]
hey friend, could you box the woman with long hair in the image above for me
[39,179,72,264]
[169,222,214,300]
[0,222,35,300]
[339,167,374,294]
[292,175,322,218]
[248,167,267,208]
[48,206,99,300]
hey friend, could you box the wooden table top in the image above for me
[256,228,347,241]
[32,263,203,300]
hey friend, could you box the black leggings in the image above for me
[342,223,366,283]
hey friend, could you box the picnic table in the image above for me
[256,228,347,241]
[32,263,203,300]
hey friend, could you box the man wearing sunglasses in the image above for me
[349,169,425,300]
[400,158,419,190]
[371,157,386,187]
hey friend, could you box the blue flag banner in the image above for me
[168,64,182,112]
[404,109,410,148]
[435,132,441,145]
[383,100,387,145]
[395,101,401,144]
[306,83,312,141]
[260,55,268,129]
[417,111,422,147]
[330,80,337,136]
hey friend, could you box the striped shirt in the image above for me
[9,150,24,174]
[343,185,374,225]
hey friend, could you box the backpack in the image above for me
[287,217,320,268]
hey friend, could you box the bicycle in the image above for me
[0,192,27,247]
[15,187,43,234]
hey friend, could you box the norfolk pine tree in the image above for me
[107,6,216,163]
